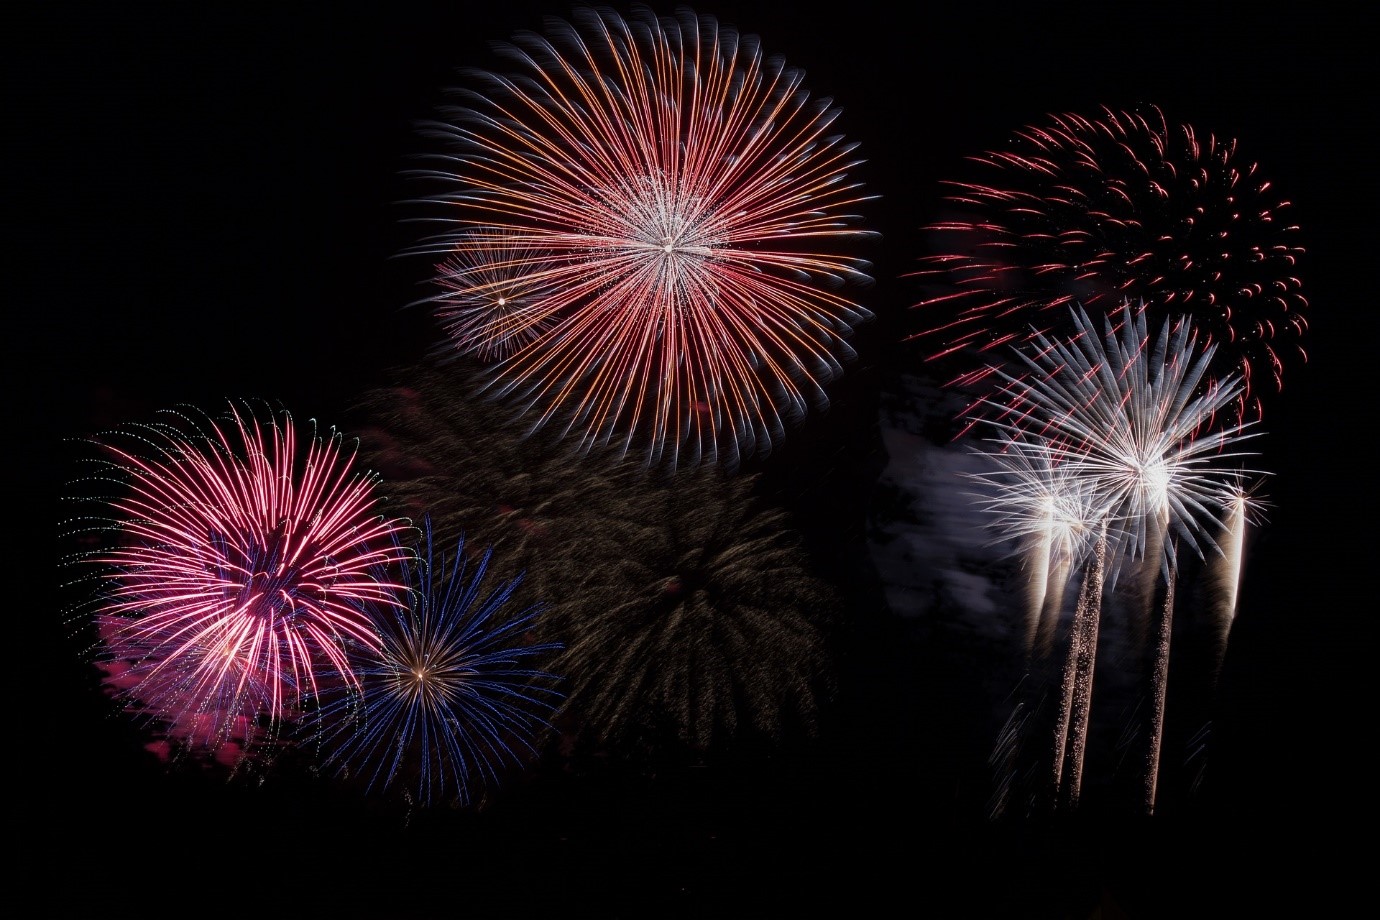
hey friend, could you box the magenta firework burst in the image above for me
[913,104,1307,427]
[409,5,877,469]
[68,401,413,760]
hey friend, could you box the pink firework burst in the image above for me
[71,401,413,761]
[408,5,877,469]
[912,104,1307,431]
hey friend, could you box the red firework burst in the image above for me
[73,401,413,761]
[408,5,877,469]
[911,104,1307,430]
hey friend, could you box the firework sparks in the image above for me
[987,301,1263,580]
[965,438,1110,817]
[964,436,1109,661]
[1054,525,1107,809]
[527,467,841,756]
[348,358,636,561]
[316,519,563,809]
[914,104,1307,432]
[970,301,1266,812]
[408,5,877,469]
[428,230,561,362]
[1205,482,1269,683]
[349,363,839,758]
[62,401,413,762]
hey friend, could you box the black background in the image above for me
[21,2,1369,916]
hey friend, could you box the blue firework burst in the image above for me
[318,519,563,808]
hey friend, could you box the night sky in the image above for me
[23,2,1368,916]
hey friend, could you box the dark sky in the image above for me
[21,2,1369,917]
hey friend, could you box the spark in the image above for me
[62,401,412,761]
[969,300,1268,811]
[407,5,877,469]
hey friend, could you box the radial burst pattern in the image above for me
[984,300,1264,576]
[317,519,563,809]
[914,104,1307,429]
[524,467,841,756]
[63,401,413,761]
[349,365,840,758]
[430,230,561,362]
[968,300,1269,813]
[409,4,877,469]
[348,359,634,563]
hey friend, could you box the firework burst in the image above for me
[347,358,633,563]
[408,4,877,469]
[429,229,561,362]
[347,366,838,758]
[987,300,1264,580]
[914,104,1307,430]
[970,301,1267,812]
[315,519,562,809]
[964,436,1110,661]
[526,466,841,756]
[62,401,413,762]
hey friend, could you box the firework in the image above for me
[347,358,633,562]
[971,301,1266,812]
[987,300,1263,580]
[62,401,413,762]
[316,519,562,809]
[914,104,1307,431]
[429,229,561,362]
[349,365,839,757]
[1204,482,1269,684]
[964,437,1113,815]
[964,436,1109,661]
[527,466,841,755]
[407,5,877,469]
[1053,523,1107,809]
